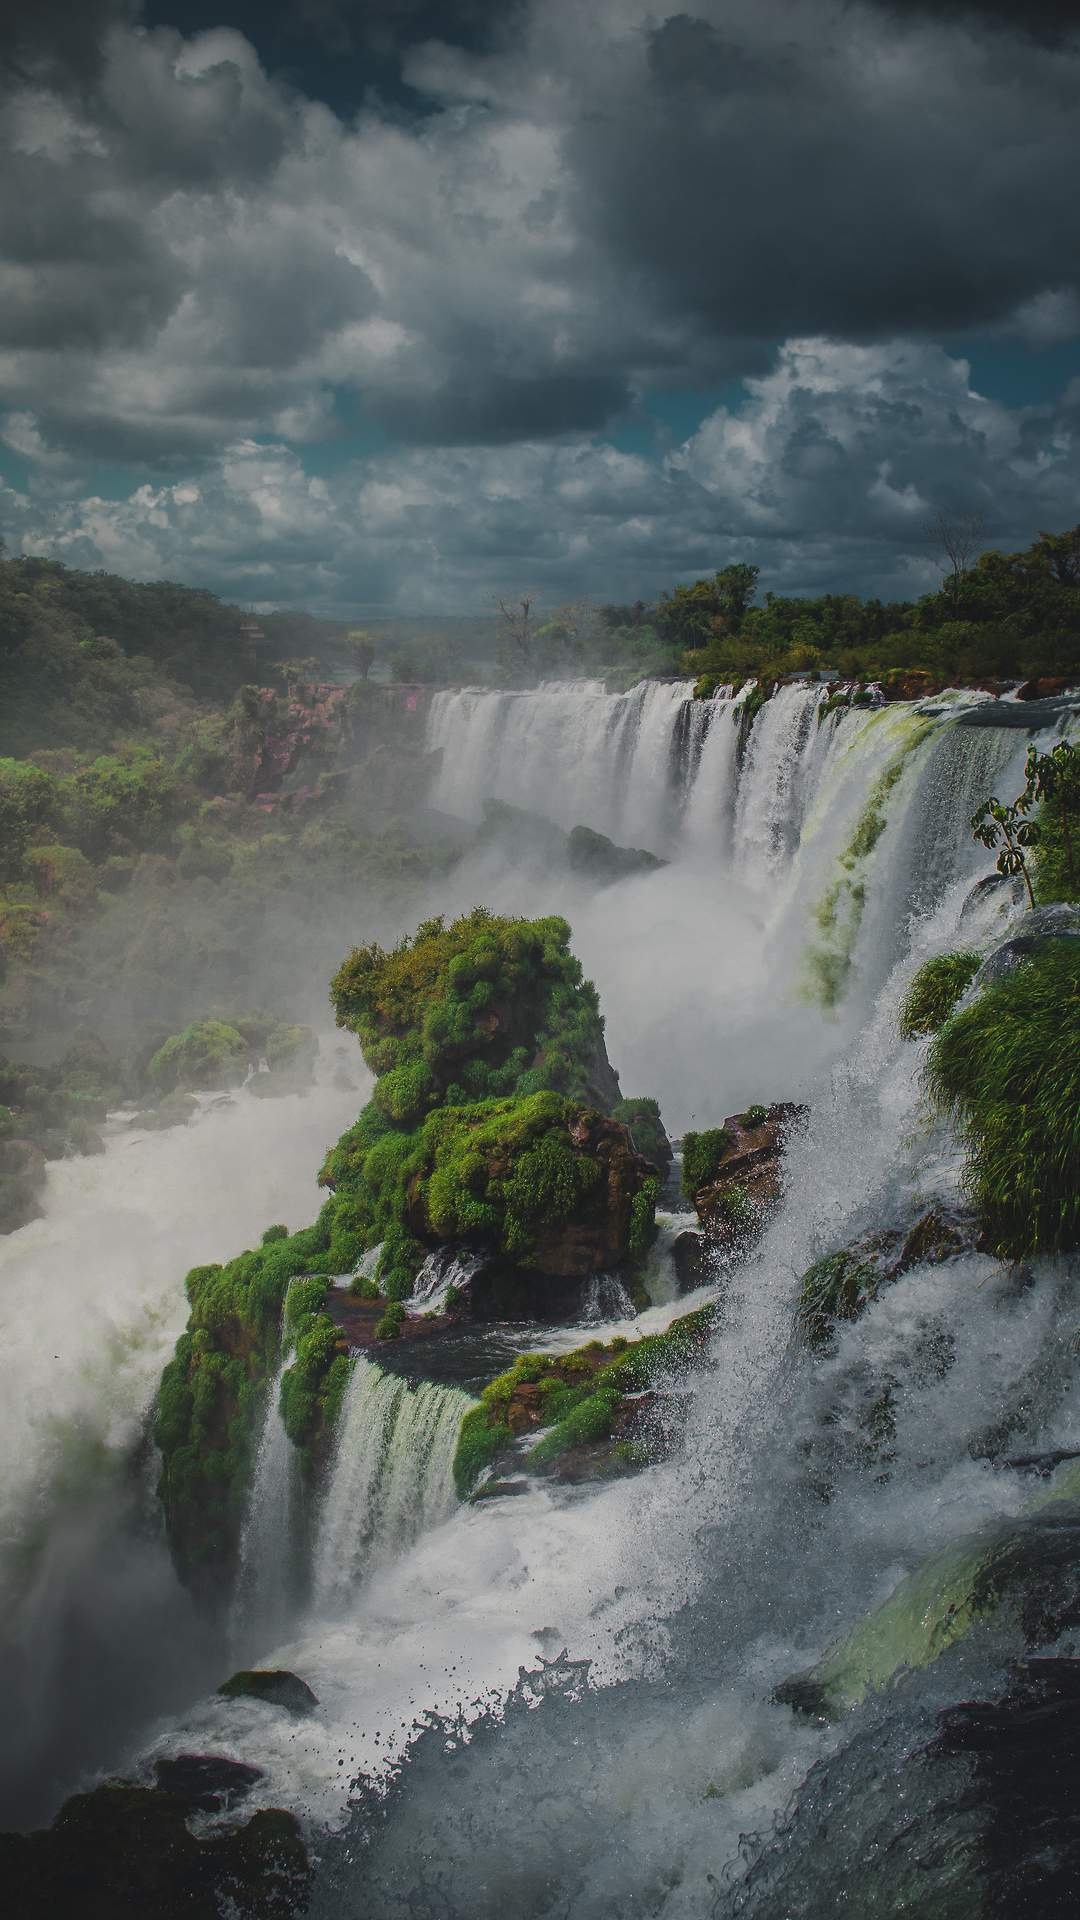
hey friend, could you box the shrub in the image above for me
[374,1301,406,1340]
[147,1019,250,1093]
[681,1129,734,1199]
[925,939,1080,1258]
[612,1096,670,1169]
[898,951,981,1038]
[797,1251,881,1350]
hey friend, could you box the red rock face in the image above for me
[694,1102,808,1243]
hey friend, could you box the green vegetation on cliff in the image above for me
[452,1304,719,1496]
[925,939,1080,1260]
[156,911,658,1590]
[898,951,981,1038]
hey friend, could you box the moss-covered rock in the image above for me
[686,1104,806,1252]
[796,1206,980,1352]
[0,1784,310,1920]
[451,1304,719,1496]
[612,1096,672,1175]
[925,938,1080,1259]
[329,907,621,1117]
[147,1018,250,1094]
[154,1197,364,1594]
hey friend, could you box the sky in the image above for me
[1,0,1079,615]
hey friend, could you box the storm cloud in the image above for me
[1,0,1078,607]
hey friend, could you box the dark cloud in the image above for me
[565,4,1080,353]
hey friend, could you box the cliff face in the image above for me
[155,909,663,1597]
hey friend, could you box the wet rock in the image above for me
[797,1204,982,1350]
[217,1669,319,1716]
[672,1228,707,1292]
[776,1480,1080,1720]
[153,1754,264,1811]
[974,903,1080,987]
[693,1103,807,1248]
[0,1785,310,1920]
[469,1477,531,1501]
[958,870,1027,926]
[565,823,665,884]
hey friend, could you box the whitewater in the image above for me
[2,675,1075,1912]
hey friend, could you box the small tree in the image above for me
[971,795,1039,909]
[278,656,321,697]
[344,629,375,679]
[926,509,985,607]
[494,591,539,677]
[1022,738,1080,899]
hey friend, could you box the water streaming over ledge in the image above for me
[8,681,1077,1893]
[313,1359,470,1614]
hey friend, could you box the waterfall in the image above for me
[732,683,824,880]
[232,1349,302,1644]
[426,679,693,848]
[579,1272,636,1323]
[407,1246,484,1316]
[312,1359,470,1612]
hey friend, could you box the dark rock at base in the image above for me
[0,1785,310,1920]
[470,1477,532,1501]
[154,1753,265,1811]
[130,1090,199,1132]
[974,903,1080,988]
[217,1670,319,1716]
[566,823,665,884]
[672,1228,707,1292]
[995,1448,1080,1478]
[0,1136,47,1234]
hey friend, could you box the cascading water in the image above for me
[10,679,1078,1911]
[231,1340,303,1649]
[312,1359,469,1613]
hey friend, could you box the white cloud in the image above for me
[5,338,1079,611]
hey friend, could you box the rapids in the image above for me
[3,676,1076,1912]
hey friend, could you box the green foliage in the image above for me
[742,1104,769,1127]
[898,951,981,1038]
[611,1096,669,1168]
[147,1019,250,1094]
[417,1091,601,1261]
[374,1302,406,1340]
[329,907,610,1112]
[797,1251,882,1350]
[925,940,1080,1258]
[681,1129,734,1198]
[154,1199,359,1587]
[452,1304,719,1494]
[629,1177,661,1262]
[453,1406,513,1497]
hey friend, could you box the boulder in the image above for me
[153,1754,264,1812]
[672,1228,707,1292]
[0,1785,309,1920]
[973,903,1080,988]
[217,1669,319,1716]
[693,1103,807,1247]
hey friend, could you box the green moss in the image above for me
[925,939,1080,1259]
[454,1405,513,1498]
[803,721,933,1008]
[629,1177,661,1262]
[741,1103,769,1127]
[898,951,981,1039]
[147,1018,249,1094]
[451,1303,719,1494]
[797,1251,882,1351]
[529,1387,621,1464]
[374,1302,406,1340]
[611,1096,670,1168]
[681,1129,734,1199]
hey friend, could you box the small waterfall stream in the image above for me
[231,1344,303,1647]
[312,1359,470,1613]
